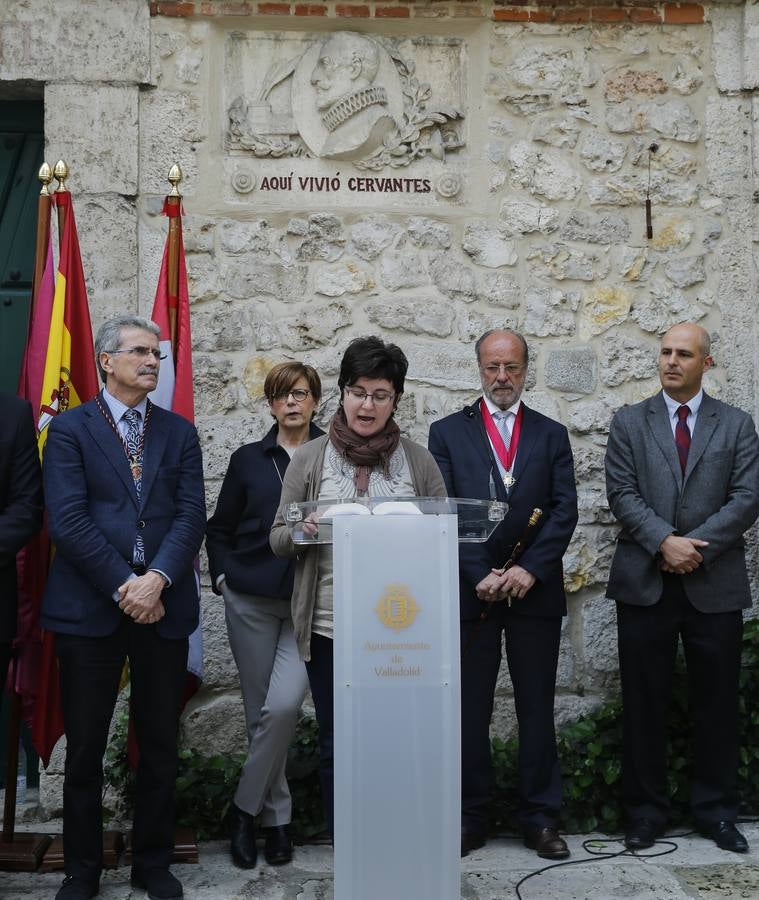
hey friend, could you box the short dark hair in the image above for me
[474,328,529,368]
[264,361,322,403]
[338,336,408,396]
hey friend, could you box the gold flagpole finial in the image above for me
[167,164,183,197]
[53,159,69,193]
[38,162,53,196]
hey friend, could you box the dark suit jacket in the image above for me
[41,393,206,638]
[605,391,759,612]
[0,393,43,642]
[429,400,578,621]
[206,421,324,599]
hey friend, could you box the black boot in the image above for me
[228,802,257,868]
[264,824,294,865]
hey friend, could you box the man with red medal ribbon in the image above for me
[42,316,205,900]
[429,329,578,861]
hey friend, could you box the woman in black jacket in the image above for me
[206,361,323,868]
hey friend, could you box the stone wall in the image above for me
[2,0,758,812]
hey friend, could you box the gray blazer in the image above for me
[605,391,759,613]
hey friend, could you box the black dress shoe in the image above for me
[461,828,486,857]
[130,868,183,900]
[55,875,100,900]
[229,802,258,868]
[698,820,749,853]
[523,826,570,859]
[264,824,294,865]
[624,819,661,850]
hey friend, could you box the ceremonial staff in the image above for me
[462,508,543,660]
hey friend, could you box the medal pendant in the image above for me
[130,460,142,480]
[503,471,515,490]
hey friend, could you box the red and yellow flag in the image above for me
[16,191,99,765]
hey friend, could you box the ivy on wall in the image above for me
[104,618,759,840]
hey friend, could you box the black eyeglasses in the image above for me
[344,387,395,406]
[272,389,311,403]
[108,346,166,361]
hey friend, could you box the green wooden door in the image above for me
[0,101,43,788]
[0,101,44,393]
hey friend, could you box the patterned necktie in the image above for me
[496,411,513,452]
[123,409,145,565]
[675,405,691,476]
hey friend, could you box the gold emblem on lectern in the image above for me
[375,584,419,632]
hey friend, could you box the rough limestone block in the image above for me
[192,303,251,352]
[193,355,236,417]
[710,5,745,94]
[199,596,240,690]
[429,252,478,302]
[180,693,247,756]
[745,1,759,90]
[366,298,454,338]
[462,222,518,268]
[406,216,452,249]
[0,0,149,83]
[527,243,608,283]
[295,215,346,263]
[349,216,402,260]
[578,132,627,174]
[378,249,429,291]
[77,195,139,334]
[405,340,480,391]
[499,199,559,236]
[663,255,706,289]
[561,210,630,245]
[219,220,272,255]
[480,271,521,309]
[139,89,205,194]
[222,258,307,304]
[44,84,138,195]
[545,346,597,395]
[275,302,352,351]
[508,141,582,201]
[456,307,518,345]
[600,333,657,387]
[522,285,579,337]
[314,262,374,297]
[581,591,619,674]
[706,97,752,201]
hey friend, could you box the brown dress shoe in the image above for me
[523,826,570,859]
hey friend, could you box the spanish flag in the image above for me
[22,191,99,765]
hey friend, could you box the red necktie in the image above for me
[675,405,691,475]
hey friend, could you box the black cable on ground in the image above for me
[513,833,689,900]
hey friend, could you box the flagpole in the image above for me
[53,159,69,250]
[30,164,53,319]
[0,165,56,869]
[165,164,183,352]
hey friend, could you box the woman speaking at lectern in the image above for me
[270,336,445,837]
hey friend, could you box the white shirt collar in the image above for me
[482,394,521,419]
[102,387,148,425]
[662,388,702,420]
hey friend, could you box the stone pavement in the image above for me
[3,822,759,900]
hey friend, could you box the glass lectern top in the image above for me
[285,496,506,545]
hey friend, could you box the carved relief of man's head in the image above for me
[310,32,380,111]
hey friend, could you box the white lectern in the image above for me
[287,497,505,900]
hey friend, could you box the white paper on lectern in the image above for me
[332,515,461,900]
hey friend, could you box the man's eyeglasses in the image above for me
[480,363,525,378]
[344,386,395,406]
[272,389,311,403]
[108,346,166,361]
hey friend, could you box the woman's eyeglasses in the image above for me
[343,387,395,406]
[272,389,311,403]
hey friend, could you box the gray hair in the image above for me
[474,329,530,368]
[95,315,161,383]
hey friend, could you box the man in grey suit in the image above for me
[605,322,759,854]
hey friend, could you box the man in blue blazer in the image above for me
[429,329,578,860]
[606,322,759,853]
[43,316,206,900]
